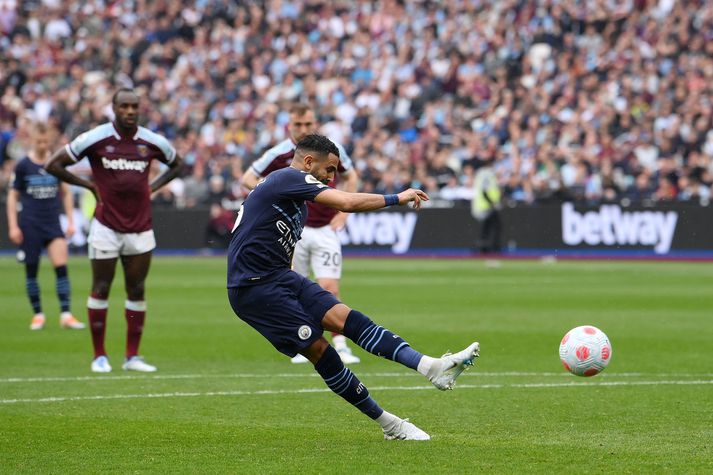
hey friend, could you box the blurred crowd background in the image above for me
[2,0,713,219]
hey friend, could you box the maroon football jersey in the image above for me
[66,122,176,233]
[250,138,353,227]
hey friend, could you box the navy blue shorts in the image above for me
[19,221,64,264]
[227,270,340,357]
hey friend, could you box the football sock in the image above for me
[416,355,441,377]
[125,300,146,358]
[342,309,423,370]
[25,262,41,314]
[54,265,71,313]
[375,410,402,431]
[87,295,108,358]
[314,345,383,420]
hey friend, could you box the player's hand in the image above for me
[330,212,349,231]
[397,189,429,210]
[65,223,75,238]
[9,226,23,245]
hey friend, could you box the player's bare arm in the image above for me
[330,168,359,230]
[315,188,429,213]
[149,154,184,194]
[295,139,427,212]
[6,188,23,244]
[241,168,261,191]
[60,182,75,238]
[45,148,99,200]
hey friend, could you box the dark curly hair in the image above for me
[295,134,340,160]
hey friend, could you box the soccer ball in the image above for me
[559,325,612,377]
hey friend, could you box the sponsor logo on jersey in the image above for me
[339,212,418,254]
[276,219,299,256]
[305,173,327,187]
[101,156,149,172]
[562,203,678,254]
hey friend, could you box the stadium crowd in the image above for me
[2,0,713,216]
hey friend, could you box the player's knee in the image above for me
[302,337,330,364]
[321,303,351,333]
[126,280,145,300]
[92,281,111,299]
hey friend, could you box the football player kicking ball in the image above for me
[46,88,183,373]
[6,122,85,331]
[228,134,479,440]
[242,103,360,364]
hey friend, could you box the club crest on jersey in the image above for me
[298,325,312,340]
[106,145,115,153]
[137,145,149,157]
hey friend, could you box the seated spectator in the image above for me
[0,0,710,211]
[182,165,209,208]
[205,202,235,249]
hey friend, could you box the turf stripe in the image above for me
[2,379,712,405]
[3,372,713,383]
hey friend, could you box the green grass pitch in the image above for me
[1,256,712,473]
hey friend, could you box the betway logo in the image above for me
[562,203,677,254]
[338,212,417,254]
[101,157,149,172]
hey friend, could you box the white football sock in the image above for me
[416,355,440,377]
[376,410,401,430]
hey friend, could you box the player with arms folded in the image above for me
[45,88,183,373]
[242,103,360,364]
[6,122,85,331]
[228,134,480,440]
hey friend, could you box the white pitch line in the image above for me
[1,380,712,405]
[3,371,713,384]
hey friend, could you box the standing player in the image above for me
[242,103,360,364]
[6,122,85,331]
[45,88,183,373]
[228,134,480,440]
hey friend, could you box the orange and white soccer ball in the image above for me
[559,326,612,377]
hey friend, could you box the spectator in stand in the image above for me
[182,164,210,208]
[205,202,234,249]
[0,1,711,211]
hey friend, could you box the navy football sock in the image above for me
[342,309,423,370]
[54,265,71,313]
[314,345,383,420]
[25,262,41,314]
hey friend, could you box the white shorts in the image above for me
[292,225,342,280]
[87,218,156,260]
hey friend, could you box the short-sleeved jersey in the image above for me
[227,167,329,288]
[250,138,353,227]
[11,156,62,227]
[66,122,176,233]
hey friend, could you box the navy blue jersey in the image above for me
[11,157,63,226]
[227,167,329,287]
